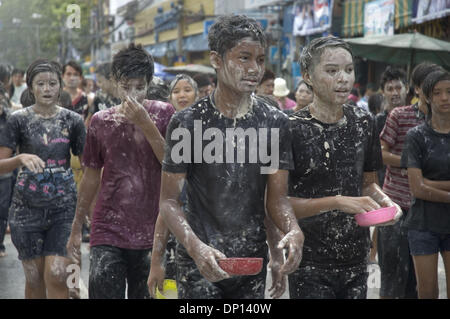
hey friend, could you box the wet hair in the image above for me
[112,43,154,84]
[63,60,83,76]
[12,68,25,77]
[295,80,312,96]
[192,73,211,88]
[411,62,443,89]
[208,15,267,57]
[20,88,34,107]
[169,74,199,97]
[421,69,450,122]
[0,83,7,96]
[26,59,63,93]
[58,90,73,108]
[147,76,170,102]
[95,62,112,80]
[299,36,353,90]
[260,69,275,84]
[380,66,407,91]
[368,92,384,115]
[406,85,415,105]
[0,64,11,85]
[0,83,11,109]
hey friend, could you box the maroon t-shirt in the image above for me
[82,100,175,249]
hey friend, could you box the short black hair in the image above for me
[300,36,353,75]
[411,62,443,89]
[192,73,211,88]
[295,79,311,93]
[0,64,11,84]
[95,62,112,79]
[368,92,384,115]
[208,15,267,57]
[260,69,275,84]
[63,60,83,76]
[380,66,407,91]
[112,43,154,84]
[300,36,353,90]
[12,68,25,77]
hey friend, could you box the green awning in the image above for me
[395,0,413,29]
[342,0,371,37]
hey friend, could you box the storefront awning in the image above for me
[395,0,413,29]
[342,0,371,37]
[342,0,413,37]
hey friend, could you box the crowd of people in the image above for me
[0,14,449,300]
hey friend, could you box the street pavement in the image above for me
[0,233,447,299]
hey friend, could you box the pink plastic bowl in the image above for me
[354,206,397,227]
[218,258,263,276]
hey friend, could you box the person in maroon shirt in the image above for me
[66,43,175,299]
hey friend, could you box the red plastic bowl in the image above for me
[218,258,263,276]
[354,206,397,227]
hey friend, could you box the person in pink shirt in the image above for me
[273,78,296,110]
[66,43,175,299]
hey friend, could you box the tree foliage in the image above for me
[0,0,95,69]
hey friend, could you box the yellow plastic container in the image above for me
[155,279,178,299]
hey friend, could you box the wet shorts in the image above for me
[408,229,450,256]
[288,263,368,299]
[9,200,75,261]
[89,245,151,299]
[377,214,417,299]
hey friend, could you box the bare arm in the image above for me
[423,178,450,192]
[148,214,171,298]
[289,172,397,219]
[362,171,403,224]
[408,168,450,203]
[289,195,382,219]
[266,170,304,275]
[381,140,401,167]
[121,96,165,163]
[66,167,102,264]
[159,171,229,282]
[264,215,287,299]
[0,146,45,174]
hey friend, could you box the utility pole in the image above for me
[176,1,184,58]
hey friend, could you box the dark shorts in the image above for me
[9,200,75,261]
[377,211,417,299]
[175,243,268,299]
[0,176,14,251]
[408,229,450,256]
[89,245,151,299]
[288,263,368,299]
